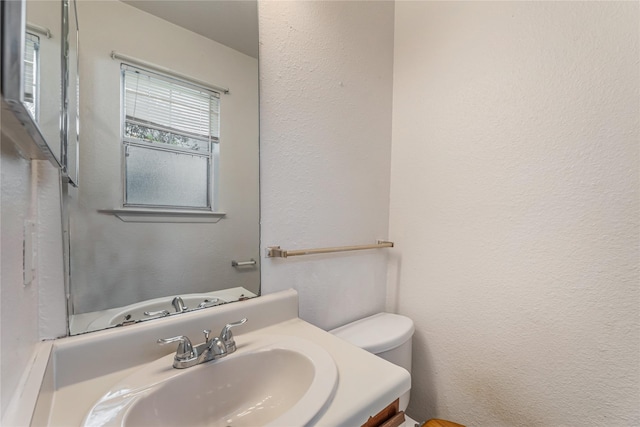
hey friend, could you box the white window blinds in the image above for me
[24,33,39,119]
[122,65,220,146]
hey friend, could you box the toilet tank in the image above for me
[329,313,414,374]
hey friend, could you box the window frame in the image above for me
[119,63,220,212]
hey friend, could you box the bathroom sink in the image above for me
[83,335,338,427]
[86,293,228,330]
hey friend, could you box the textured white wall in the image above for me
[36,162,66,339]
[258,1,395,331]
[0,141,39,415]
[390,2,639,425]
[72,0,259,314]
[0,139,66,414]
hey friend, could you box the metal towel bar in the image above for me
[266,240,394,258]
[231,259,257,267]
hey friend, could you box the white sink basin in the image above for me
[86,293,228,330]
[83,335,338,427]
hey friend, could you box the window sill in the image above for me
[99,208,226,223]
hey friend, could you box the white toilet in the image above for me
[330,312,419,426]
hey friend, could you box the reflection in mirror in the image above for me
[1,0,63,166]
[67,0,259,335]
[25,0,63,162]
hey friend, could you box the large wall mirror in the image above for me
[67,0,259,335]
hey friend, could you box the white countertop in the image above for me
[17,290,411,426]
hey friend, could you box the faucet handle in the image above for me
[203,329,211,343]
[157,335,195,361]
[144,310,170,317]
[198,298,220,309]
[219,318,247,353]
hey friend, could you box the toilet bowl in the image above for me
[330,312,418,426]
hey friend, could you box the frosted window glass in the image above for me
[125,145,209,208]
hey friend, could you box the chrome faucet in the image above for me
[171,296,188,312]
[157,318,247,369]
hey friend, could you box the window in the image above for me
[121,64,220,210]
[24,32,40,120]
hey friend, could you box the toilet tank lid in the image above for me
[329,312,414,354]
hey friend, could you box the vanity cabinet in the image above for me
[362,399,406,427]
[3,290,411,427]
